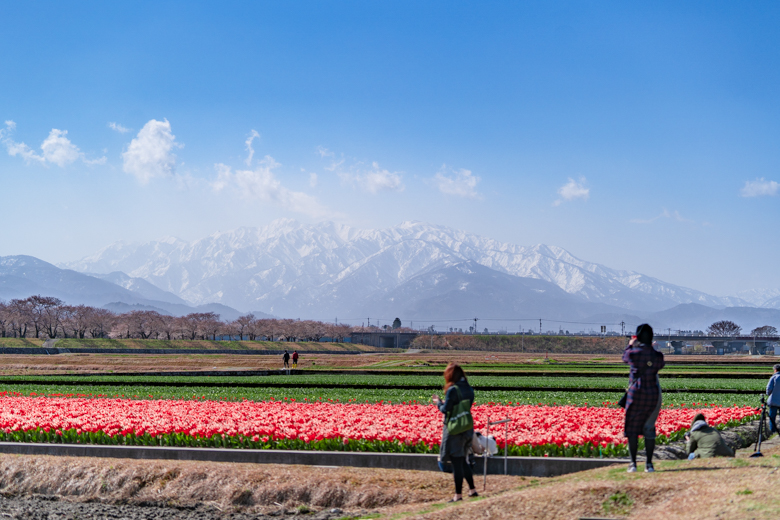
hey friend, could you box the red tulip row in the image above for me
[0,394,758,457]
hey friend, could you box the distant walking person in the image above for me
[766,364,780,435]
[292,350,299,368]
[623,324,665,473]
[282,349,290,369]
[432,362,478,502]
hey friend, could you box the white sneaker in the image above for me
[627,464,637,473]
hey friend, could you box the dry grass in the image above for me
[5,446,780,519]
[0,455,521,514]
[402,440,780,519]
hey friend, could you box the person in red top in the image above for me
[292,350,299,368]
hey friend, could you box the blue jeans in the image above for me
[769,406,779,434]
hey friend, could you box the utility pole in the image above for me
[367,317,370,328]
[621,321,625,336]
[539,319,542,335]
[474,317,479,335]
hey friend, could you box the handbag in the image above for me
[471,432,484,455]
[446,386,473,435]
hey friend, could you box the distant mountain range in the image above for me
[0,256,251,321]
[29,219,773,332]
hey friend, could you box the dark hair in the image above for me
[774,364,780,372]
[692,413,706,426]
[443,362,467,392]
[636,324,653,345]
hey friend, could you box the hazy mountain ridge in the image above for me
[0,256,247,320]
[64,220,756,321]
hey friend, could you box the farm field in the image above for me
[0,349,770,459]
[0,350,777,375]
[0,373,772,392]
[0,392,757,458]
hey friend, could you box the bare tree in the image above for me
[233,314,255,341]
[0,303,9,338]
[180,313,220,340]
[707,320,742,336]
[159,315,179,340]
[8,299,32,338]
[126,311,166,339]
[27,295,61,338]
[750,325,778,337]
[88,309,115,339]
[38,297,66,339]
[219,320,239,341]
[62,305,92,339]
[199,314,222,340]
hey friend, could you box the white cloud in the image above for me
[630,208,693,224]
[41,129,81,167]
[6,139,45,165]
[340,162,404,194]
[245,129,260,166]
[317,146,334,158]
[212,157,333,218]
[122,119,179,184]
[741,178,779,197]
[553,177,590,206]
[0,120,15,139]
[309,172,318,188]
[108,122,131,134]
[433,166,481,199]
[317,146,344,172]
[3,121,105,167]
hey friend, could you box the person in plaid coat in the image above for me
[622,323,665,473]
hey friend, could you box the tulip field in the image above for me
[0,391,759,458]
[0,358,766,458]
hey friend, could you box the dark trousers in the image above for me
[769,406,779,434]
[451,456,474,494]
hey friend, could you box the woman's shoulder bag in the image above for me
[446,386,474,435]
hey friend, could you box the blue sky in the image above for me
[1,1,779,296]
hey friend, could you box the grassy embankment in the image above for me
[0,337,381,352]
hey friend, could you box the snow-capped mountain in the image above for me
[734,288,780,309]
[63,219,749,321]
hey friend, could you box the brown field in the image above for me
[0,350,775,375]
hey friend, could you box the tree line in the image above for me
[706,320,778,337]
[0,295,359,341]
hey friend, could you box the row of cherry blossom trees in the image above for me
[0,295,355,341]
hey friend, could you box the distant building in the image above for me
[350,331,420,349]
